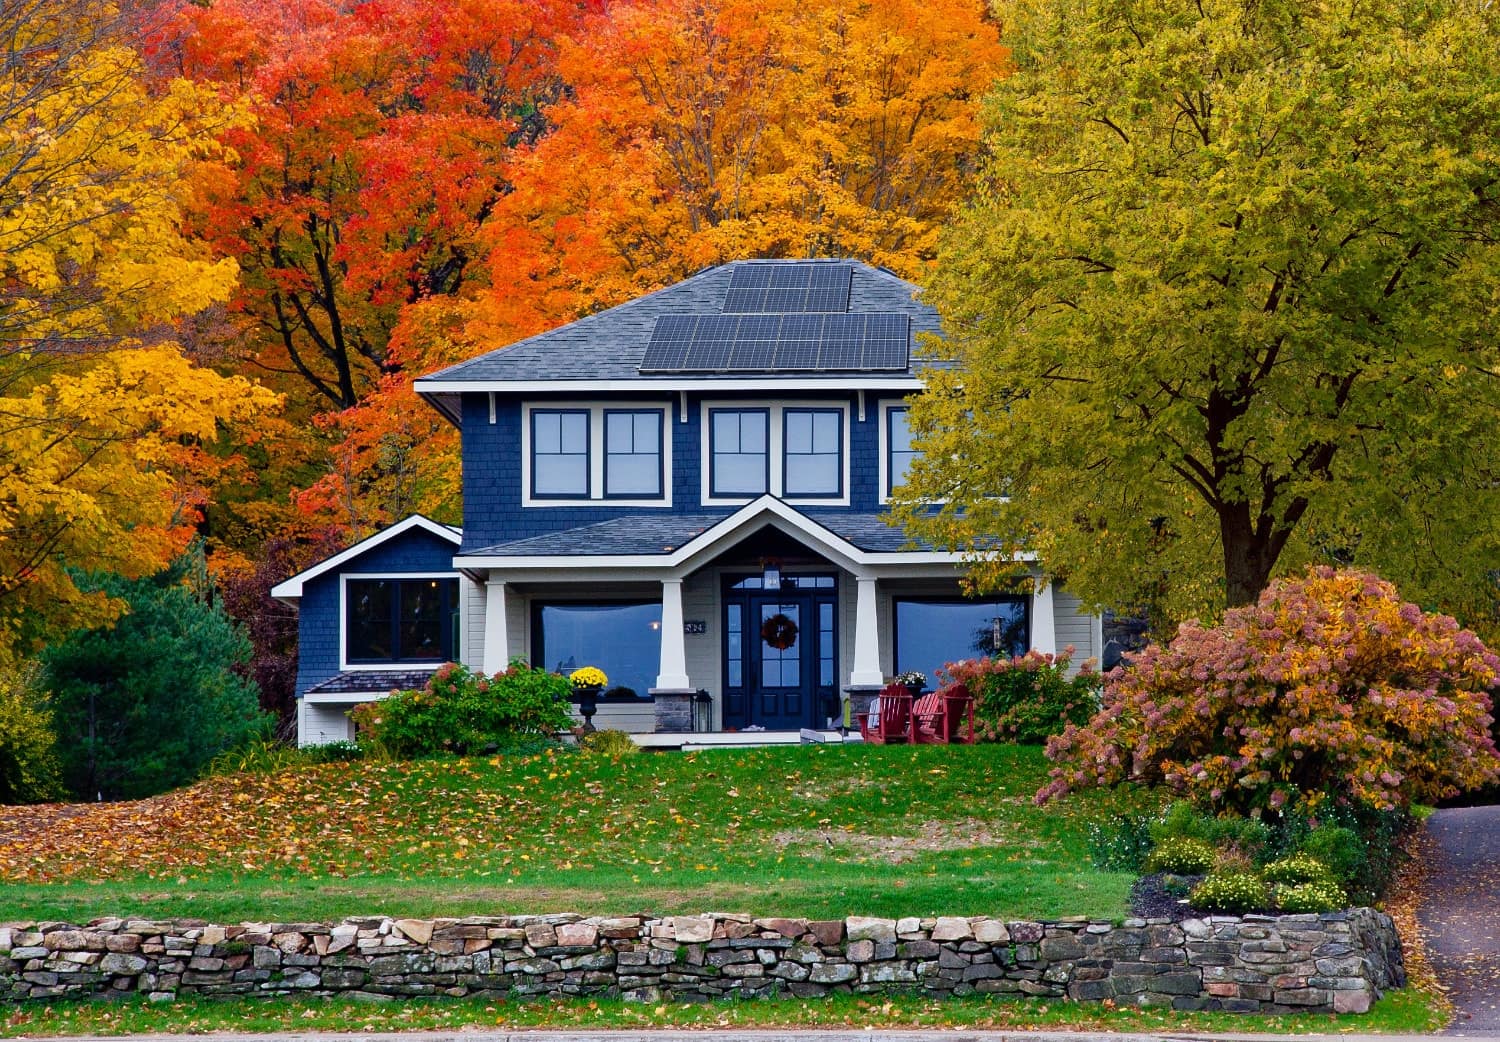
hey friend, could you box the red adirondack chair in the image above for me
[856,685,913,744]
[912,688,976,745]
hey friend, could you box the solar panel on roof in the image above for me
[721,263,853,313]
[641,311,909,373]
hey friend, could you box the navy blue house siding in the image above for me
[294,527,460,698]
[457,390,911,552]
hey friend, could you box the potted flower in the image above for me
[894,670,927,697]
[569,666,608,733]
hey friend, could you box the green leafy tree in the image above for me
[903,0,1500,628]
[42,562,271,800]
[0,663,63,804]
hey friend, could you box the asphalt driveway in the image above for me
[1417,805,1500,1036]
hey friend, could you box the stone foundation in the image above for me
[0,909,1403,1013]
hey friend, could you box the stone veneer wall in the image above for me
[1,909,1403,1015]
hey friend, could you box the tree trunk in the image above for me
[1219,503,1277,608]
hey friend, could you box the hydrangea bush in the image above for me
[1038,569,1500,813]
[939,647,1101,744]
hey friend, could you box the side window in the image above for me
[886,406,921,498]
[532,409,590,498]
[783,408,842,497]
[604,410,663,498]
[346,578,459,664]
[710,409,769,496]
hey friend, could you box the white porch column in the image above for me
[655,578,691,690]
[849,575,884,687]
[1031,575,1057,656]
[482,578,510,675]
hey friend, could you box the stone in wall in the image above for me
[0,908,1403,1015]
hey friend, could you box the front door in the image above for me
[722,576,838,730]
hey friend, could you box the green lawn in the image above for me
[3,744,1152,923]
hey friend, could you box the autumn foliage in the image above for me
[1038,569,1500,814]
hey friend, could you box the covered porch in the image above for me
[459,497,1082,735]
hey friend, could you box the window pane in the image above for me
[348,578,456,664]
[727,604,743,688]
[534,454,589,495]
[760,603,799,688]
[533,410,589,496]
[538,602,663,699]
[785,411,812,452]
[712,411,767,495]
[784,410,840,496]
[894,598,1030,682]
[398,580,448,661]
[605,411,662,497]
[347,580,393,661]
[559,413,588,453]
[888,408,920,494]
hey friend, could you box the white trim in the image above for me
[338,571,462,672]
[521,400,673,508]
[700,400,851,507]
[1031,576,1057,656]
[270,514,461,602]
[417,376,926,395]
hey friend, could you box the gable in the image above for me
[270,515,461,604]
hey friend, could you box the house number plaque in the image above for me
[683,620,707,634]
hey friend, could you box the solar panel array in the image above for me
[721,264,852,313]
[640,313,910,373]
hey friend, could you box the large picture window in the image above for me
[531,409,590,498]
[783,409,842,497]
[886,407,921,498]
[346,578,459,665]
[534,601,663,699]
[893,596,1029,683]
[604,410,663,498]
[710,409,769,496]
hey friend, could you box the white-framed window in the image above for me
[700,400,850,505]
[341,573,460,670]
[782,408,843,498]
[879,402,923,502]
[522,402,672,507]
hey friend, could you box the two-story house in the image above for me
[273,260,1102,745]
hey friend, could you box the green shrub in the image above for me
[302,740,363,764]
[1149,801,1271,861]
[1087,815,1154,871]
[937,646,1100,744]
[1262,853,1333,886]
[206,739,305,777]
[43,563,272,800]
[0,663,63,804]
[1188,871,1270,914]
[1275,879,1349,913]
[578,729,637,757]
[1146,835,1216,875]
[1295,825,1367,887]
[352,661,573,759]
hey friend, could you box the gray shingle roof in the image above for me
[304,670,438,697]
[460,509,927,558]
[419,260,950,385]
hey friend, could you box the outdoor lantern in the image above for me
[692,689,713,732]
[762,562,781,590]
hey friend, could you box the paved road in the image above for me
[38,1033,1469,1042]
[1419,805,1500,1037]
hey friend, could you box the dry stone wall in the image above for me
[1,908,1402,1015]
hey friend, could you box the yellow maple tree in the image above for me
[0,2,277,653]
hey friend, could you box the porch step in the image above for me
[632,729,862,751]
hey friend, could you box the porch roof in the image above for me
[304,669,437,698]
[459,509,923,559]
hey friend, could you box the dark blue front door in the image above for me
[722,576,838,730]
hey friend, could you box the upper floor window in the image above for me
[710,408,769,496]
[884,405,922,500]
[523,402,671,506]
[346,577,459,666]
[604,410,663,498]
[532,409,589,498]
[783,408,842,498]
